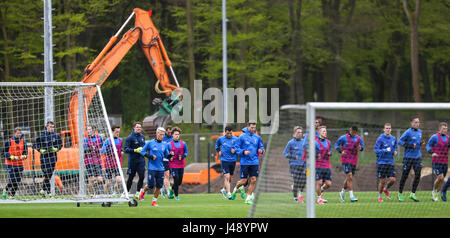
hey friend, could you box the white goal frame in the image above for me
[305,102,450,218]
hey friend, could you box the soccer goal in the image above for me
[0,82,134,206]
[250,102,450,218]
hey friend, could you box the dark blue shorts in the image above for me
[170,168,184,178]
[289,164,306,180]
[5,165,24,183]
[342,163,357,175]
[433,163,448,177]
[239,165,259,179]
[315,168,332,181]
[221,161,236,175]
[40,158,56,176]
[85,163,103,177]
[147,170,164,189]
[402,157,422,173]
[377,164,396,178]
[127,157,146,174]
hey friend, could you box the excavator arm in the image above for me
[68,8,181,146]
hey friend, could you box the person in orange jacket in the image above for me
[2,127,28,199]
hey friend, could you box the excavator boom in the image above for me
[68,8,180,146]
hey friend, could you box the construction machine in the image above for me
[24,8,181,182]
[70,8,182,142]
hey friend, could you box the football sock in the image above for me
[246,194,253,201]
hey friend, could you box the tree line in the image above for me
[1,0,449,129]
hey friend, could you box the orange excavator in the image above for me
[23,8,182,184]
[69,8,182,145]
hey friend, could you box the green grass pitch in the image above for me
[0,193,250,218]
[0,191,448,218]
[253,191,450,218]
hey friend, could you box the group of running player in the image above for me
[69,122,184,207]
[3,116,448,207]
[215,120,265,205]
[1,120,189,207]
[281,116,449,204]
[123,122,188,207]
[87,120,264,206]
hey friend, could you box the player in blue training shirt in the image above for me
[232,120,264,205]
[216,125,239,200]
[140,127,172,206]
[283,126,306,203]
[302,117,322,141]
[374,123,397,202]
[397,116,424,202]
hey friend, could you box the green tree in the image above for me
[403,0,422,102]
[0,0,43,82]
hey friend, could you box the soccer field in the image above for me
[0,193,250,218]
[252,191,450,218]
[0,191,448,218]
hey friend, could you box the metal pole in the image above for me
[32,144,36,186]
[43,1,55,196]
[114,11,135,38]
[222,0,227,130]
[207,142,211,194]
[84,97,90,126]
[0,82,97,87]
[308,102,450,110]
[306,103,316,218]
[169,66,180,88]
[194,133,199,163]
[43,0,54,123]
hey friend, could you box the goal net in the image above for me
[250,103,450,218]
[0,82,130,205]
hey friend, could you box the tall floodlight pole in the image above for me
[222,0,228,130]
[43,0,55,195]
[43,0,54,123]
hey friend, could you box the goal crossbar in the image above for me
[305,102,450,218]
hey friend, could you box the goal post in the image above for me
[306,102,450,218]
[250,102,450,218]
[0,82,131,205]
